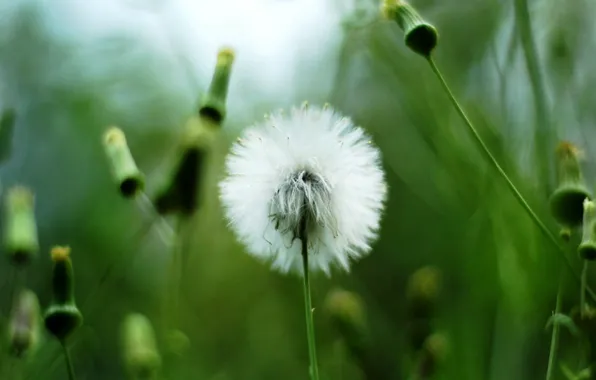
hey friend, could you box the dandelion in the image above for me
[219,103,387,275]
[219,103,386,379]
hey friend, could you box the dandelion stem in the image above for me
[546,279,563,380]
[426,57,596,302]
[61,340,76,380]
[581,260,588,318]
[300,219,320,380]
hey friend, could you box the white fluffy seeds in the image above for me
[219,104,387,275]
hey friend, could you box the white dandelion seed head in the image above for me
[219,104,387,275]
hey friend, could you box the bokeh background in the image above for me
[0,0,595,378]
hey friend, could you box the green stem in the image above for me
[61,340,76,380]
[300,223,319,380]
[166,217,184,330]
[546,281,563,380]
[581,260,588,318]
[426,57,596,302]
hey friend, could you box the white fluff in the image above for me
[219,104,387,275]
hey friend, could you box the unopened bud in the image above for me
[122,313,161,379]
[44,246,83,341]
[406,266,441,351]
[579,199,596,260]
[8,289,40,358]
[381,0,438,57]
[550,141,591,228]
[199,47,235,124]
[4,186,39,266]
[103,127,145,198]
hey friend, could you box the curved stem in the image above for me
[546,279,563,380]
[300,220,319,380]
[61,340,76,380]
[426,57,596,302]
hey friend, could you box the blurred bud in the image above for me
[406,266,442,351]
[165,329,191,356]
[4,186,39,266]
[102,127,145,198]
[549,141,591,228]
[154,117,214,216]
[407,266,441,319]
[44,246,83,342]
[559,227,572,242]
[414,332,449,378]
[122,313,161,379]
[8,289,40,358]
[199,47,235,124]
[381,0,438,57]
[325,288,366,330]
[0,108,16,164]
[579,199,596,260]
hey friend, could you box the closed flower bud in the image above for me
[406,266,442,351]
[381,0,438,58]
[103,127,145,198]
[154,117,215,215]
[550,141,591,228]
[122,313,161,379]
[44,246,83,342]
[579,199,596,260]
[325,288,367,336]
[199,47,235,124]
[414,332,449,378]
[8,289,40,358]
[4,186,39,266]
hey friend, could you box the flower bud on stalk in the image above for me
[44,246,83,342]
[381,0,439,58]
[102,127,145,198]
[155,47,235,216]
[579,199,596,260]
[122,313,161,379]
[8,289,40,358]
[4,186,39,266]
[550,142,591,228]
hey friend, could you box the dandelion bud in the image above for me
[8,289,40,358]
[44,246,83,342]
[381,0,438,58]
[579,199,596,260]
[406,266,441,351]
[199,47,235,124]
[122,313,161,379]
[4,186,39,266]
[0,108,16,164]
[549,141,591,228]
[414,332,449,378]
[325,288,367,341]
[153,117,213,215]
[102,127,145,198]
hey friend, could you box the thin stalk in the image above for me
[581,260,588,318]
[300,219,319,380]
[426,57,596,302]
[546,281,563,380]
[61,340,76,380]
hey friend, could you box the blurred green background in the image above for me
[1,0,595,378]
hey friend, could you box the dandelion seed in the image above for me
[219,104,387,275]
